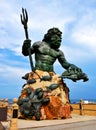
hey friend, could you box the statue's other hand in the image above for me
[22,39,31,56]
[23,39,31,49]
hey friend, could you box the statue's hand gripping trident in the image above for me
[20,8,34,71]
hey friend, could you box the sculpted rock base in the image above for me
[18,70,72,120]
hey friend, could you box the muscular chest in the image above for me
[38,44,58,58]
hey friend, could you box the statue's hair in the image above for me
[42,27,62,42]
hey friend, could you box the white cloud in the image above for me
[70,9,96,57]
[0,64,29,79]
[0,1,23,52]
[72,28,96,55]
[60,45,90,64]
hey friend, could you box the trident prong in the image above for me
[20,8,29,39]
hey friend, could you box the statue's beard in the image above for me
[50,41,61,49]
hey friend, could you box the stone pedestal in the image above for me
[18,70,72,120]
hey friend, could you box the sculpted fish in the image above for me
[47,83,59,90]
[27,78,36,84]
[40,76,52,82]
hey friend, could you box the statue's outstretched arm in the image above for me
[58,50,89,82]
[58,50,71,69]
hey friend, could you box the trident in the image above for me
[20,8,34,71]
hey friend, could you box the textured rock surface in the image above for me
[18,70,71,120]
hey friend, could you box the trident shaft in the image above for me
[20,8,34,72]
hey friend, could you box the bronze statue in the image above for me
[18,8,89,120]
[22,27,88,82]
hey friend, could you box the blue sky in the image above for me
[0,0,96,100]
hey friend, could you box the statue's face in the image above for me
[50,34,61,49]
[42,27,62,49]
